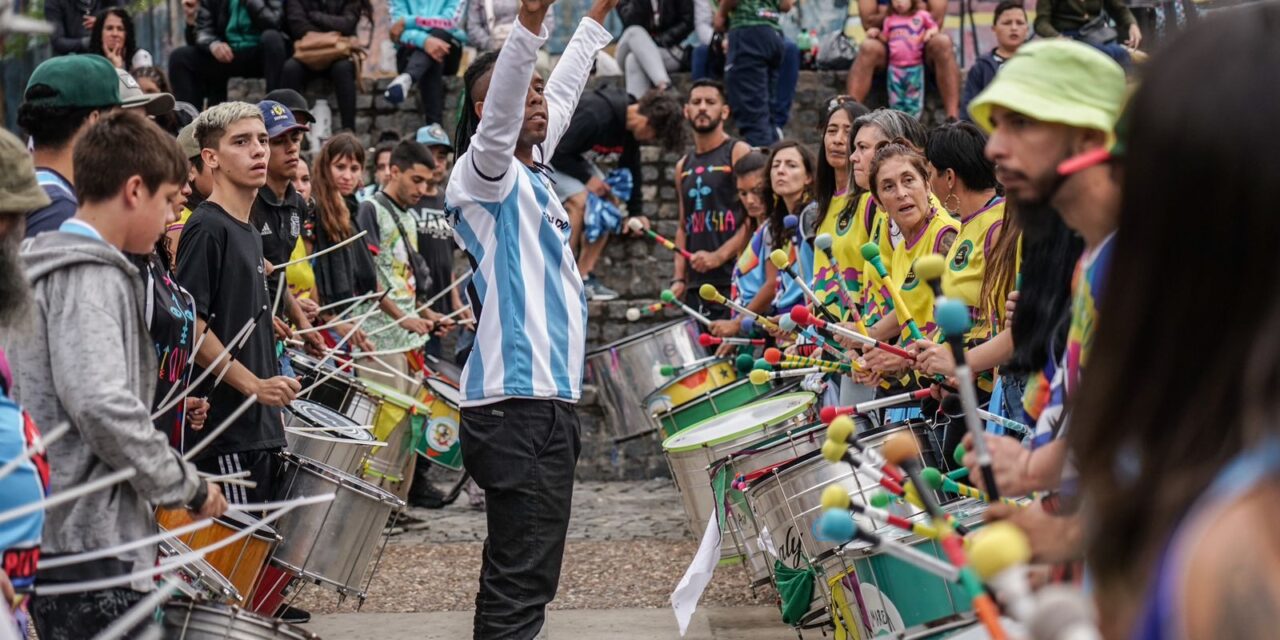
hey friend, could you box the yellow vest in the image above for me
[887,210,959,342]
[812,192,880,320]
[941,197,1006,339]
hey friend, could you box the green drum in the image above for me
[653,377,775,440]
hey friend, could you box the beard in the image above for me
[691,116,722,134]
[0,230,32,331]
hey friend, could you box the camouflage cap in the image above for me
[0,128,51,214]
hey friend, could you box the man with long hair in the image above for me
[445,0,615,634]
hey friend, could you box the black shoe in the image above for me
[278,605,311,624]
[408,482,448,509]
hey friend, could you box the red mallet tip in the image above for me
[698,334,718,347]
[820,406,840,424]
[763,348,783,365]
[789,305,813,326]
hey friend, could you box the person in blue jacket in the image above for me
[384,0,468,128]
[961,0,1029,120]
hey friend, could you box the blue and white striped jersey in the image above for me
[445,17,611,407]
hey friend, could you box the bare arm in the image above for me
[673,156,689,284]
[194,317,261,397]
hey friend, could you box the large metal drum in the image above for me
[271,451,404,600]
[161,600,318,639]
[661,392,818,559]
[585,319,705,442]
[284,399,383,476]
[744,420,948,629]
[288,350,376,419]
[359,380,431,500]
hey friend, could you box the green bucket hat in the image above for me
[24,54,121,109]
[968,40,1126,145]
[0,128,51,213]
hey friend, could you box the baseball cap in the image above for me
[258,100,310,139]
[177,122,200,160]
[967,40,1126,145]
[0,128,51,213]
[263,88,314,124]
[24,54,121,109]
[116,67,176,117]
[416,123,452,149]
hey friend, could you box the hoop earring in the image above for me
[943,191,961,215]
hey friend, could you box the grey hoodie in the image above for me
[2,230,201,591]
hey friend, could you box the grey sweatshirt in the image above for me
[3,230,201,591]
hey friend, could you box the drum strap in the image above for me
[828,571,864,640]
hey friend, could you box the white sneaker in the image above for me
[384,73,412,104]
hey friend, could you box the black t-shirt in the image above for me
[176,201,285,457]
[251,184,305,310]
[680,138,742,289]
[411,191,455,314]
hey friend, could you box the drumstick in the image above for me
[0,422,68,482]
[309,289,391,372]
[349,355,424,388]
[35,494,334,596]
[181,394,259,462]
[820,435,906,496]
[285,424,375,432]
[315,290,383,313]
[935,298,1003,500]
[920,467,1025,509]
[748,367,821,385]
[210,317,265,389]
[819,389,933,423]
[437,304,472,323]
[272,230,368,270]
[860,243,924,342]
[626,301,668,322]
[698,284,778,331]
[91,574,184,640]
[346,345,418,360]
[658,354,722,378]
[698,334,764,347]
[815,510,959,581]
[0,466,135,526]
[968,523,1036,624]
[199,469,250,481]
[269,270,288,320]
[789,306,913,360]
[821,485,938,540]
[363,300,468,338]
[294,304,384,336]
[825,416,906,485]
[769,250,840,324]
[976,409,1030,436]
[660,289,712,327]
[410,268,473,315]
[151,317,256,419]
[627,218,693,259]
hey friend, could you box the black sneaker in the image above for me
[409,481,448,509]
[278,605,311,624]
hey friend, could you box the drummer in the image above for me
[0,127,51,637]
[669,80,753,321]
[4,110,227,638]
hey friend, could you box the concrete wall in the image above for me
[236,69,943,479]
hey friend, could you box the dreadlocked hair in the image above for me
[454,50,501,159]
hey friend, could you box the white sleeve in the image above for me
[540,17,614,161]
[462,20,548,202]
[694,0,713,45]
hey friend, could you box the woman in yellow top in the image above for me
[859,142,958,382]
[810,99,869,320]
[287,156,319,304]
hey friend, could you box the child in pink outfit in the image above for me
[867,0,938,117]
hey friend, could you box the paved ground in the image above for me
[290,478,790,638]
[309,607,797,639]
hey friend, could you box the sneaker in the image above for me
[384,73,412,104]
[408,481,447,509]
[465,477,486,511]
[583,276,619,302]
[278,605,311,624]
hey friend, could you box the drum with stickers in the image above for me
[416,377,464,471]
[661,392,818,561]
[283,399,384,476]
[644,358,777,440]
[360,380,432,500]
[742,419,949,630]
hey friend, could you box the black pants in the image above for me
[194,449,282,505]
[169,30,288,108]
[397,45,462,126]
[281,57,358,131]
[32,587,147,639]
[725,25,784,147]
[460,399,580,640]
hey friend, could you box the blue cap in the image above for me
[258,100,309,139]
[416,123,452,149]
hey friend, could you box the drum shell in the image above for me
[156,509,278,607]
[585,319,706,442]
[743,421,947,626]
[283,401,380,476]
[161,600,318,639]
[271,452,404,598]
[663,393,818,560]
[417,377,463,471]
[359,382,429,500]
[159,538,240,604]
[289,351,365,416]
[652,376,776,440]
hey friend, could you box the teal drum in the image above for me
[818,501,988,639]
